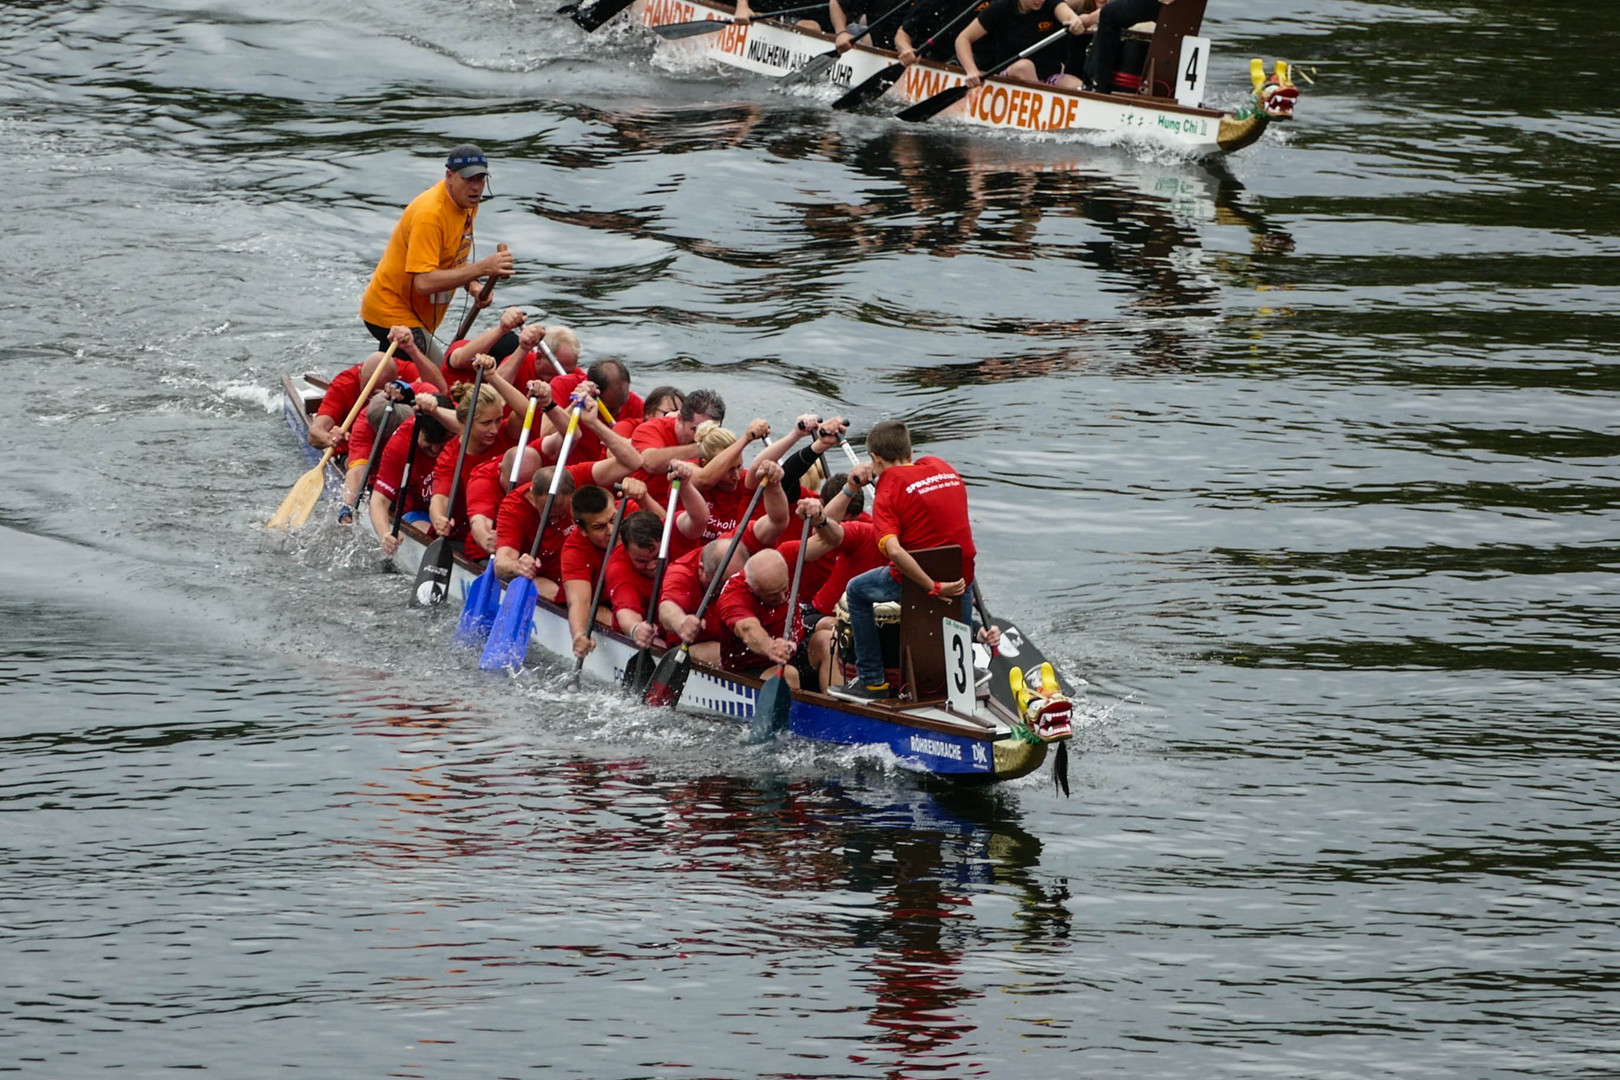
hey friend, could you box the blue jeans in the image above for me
[846,567,974,688]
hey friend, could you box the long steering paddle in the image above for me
[450,243,508,344]
[269,340,397,530]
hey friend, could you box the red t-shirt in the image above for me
[656,547,720,645]
[493,461,599,576]
[630,415,691,510]
[431,433,514,540]
[776,538,835,616]
[372,417,438,515]
[605,546,654,623]
[462,457,509,560]
[813,520,883,615]
[316,359,421,427]
[347,379,436,466]
[871,456,976,583]
[559,526,606,586]
[716,571,790,672]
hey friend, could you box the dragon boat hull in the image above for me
[281,376,1068,783]
[612,0,1296,154]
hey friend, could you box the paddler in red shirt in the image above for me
[561,478,657,661]
[716,547,801,685]
[310,325,447,453]
[828,420,995,702]
[630,388,726,510]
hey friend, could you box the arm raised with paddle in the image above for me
[832,0,985,110]
[781,0,910,85]
[479,399,589,672]
[644,474,773,707]
[269,340,398,531]
[897,20,1080,123]
[655,1,827,37]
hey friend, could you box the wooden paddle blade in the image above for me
[267,464,327,531]
[651,18,732,38]
[569,0,635,30]
[832,62,902,110]
[623,648,656,696]
[479,578,538,671]
[780,48,837,86]
[451,567,502,650]
[644,647,691,707]
[896,83,969,123]
[750,674,792,742]
[411,539,454,607]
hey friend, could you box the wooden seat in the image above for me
[897,546,963,701]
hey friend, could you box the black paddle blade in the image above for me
[623,647,656,696]
[644,647,691,707]
[896,83,969,123]
[1053,740,1070,797]
[780,48,837,87]
[569,0,635,32]
[651,18,732,38]
[411,539,454,607]
[832,62,902,110]
[749,674,792,742]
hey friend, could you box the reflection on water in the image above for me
[7,0,1620,1074]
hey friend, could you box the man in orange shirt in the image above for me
[359,144,515,354]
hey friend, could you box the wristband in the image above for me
[843,483,859,498]
[927,581,941,597]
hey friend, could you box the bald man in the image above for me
[715,548,801,687]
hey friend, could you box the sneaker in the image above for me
[828,680,892,703]
[336,505,355,525]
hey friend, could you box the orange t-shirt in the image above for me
[359,179,476,333]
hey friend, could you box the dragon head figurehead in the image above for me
[1218,59,1301,152]
[1252,58,1300,121]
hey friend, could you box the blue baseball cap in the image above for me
[446,144,489,179]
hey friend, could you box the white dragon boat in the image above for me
[571,0,1300,154]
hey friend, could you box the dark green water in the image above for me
[3,0,1618,1076]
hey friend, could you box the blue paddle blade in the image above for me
[451,567,502,650]
[750,673,792,742]
[479,577,538,671]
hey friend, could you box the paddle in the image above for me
[538,340,616,425]
[780,0,908,86]
[412,365,484,607]
[563,0,637,33]
[653,2,826,38]
[750,513,812,741]
[270,340,398,530]
[358,385,408,502]
[623,476,683,696]
[451,243,508,344]
[571,489,631,686]
[386,403,425,559]
[831,0,982,110]
[896,25,1069,122]
[452,555,503,649]
[644,476,771,707]
[479,403,586,671]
